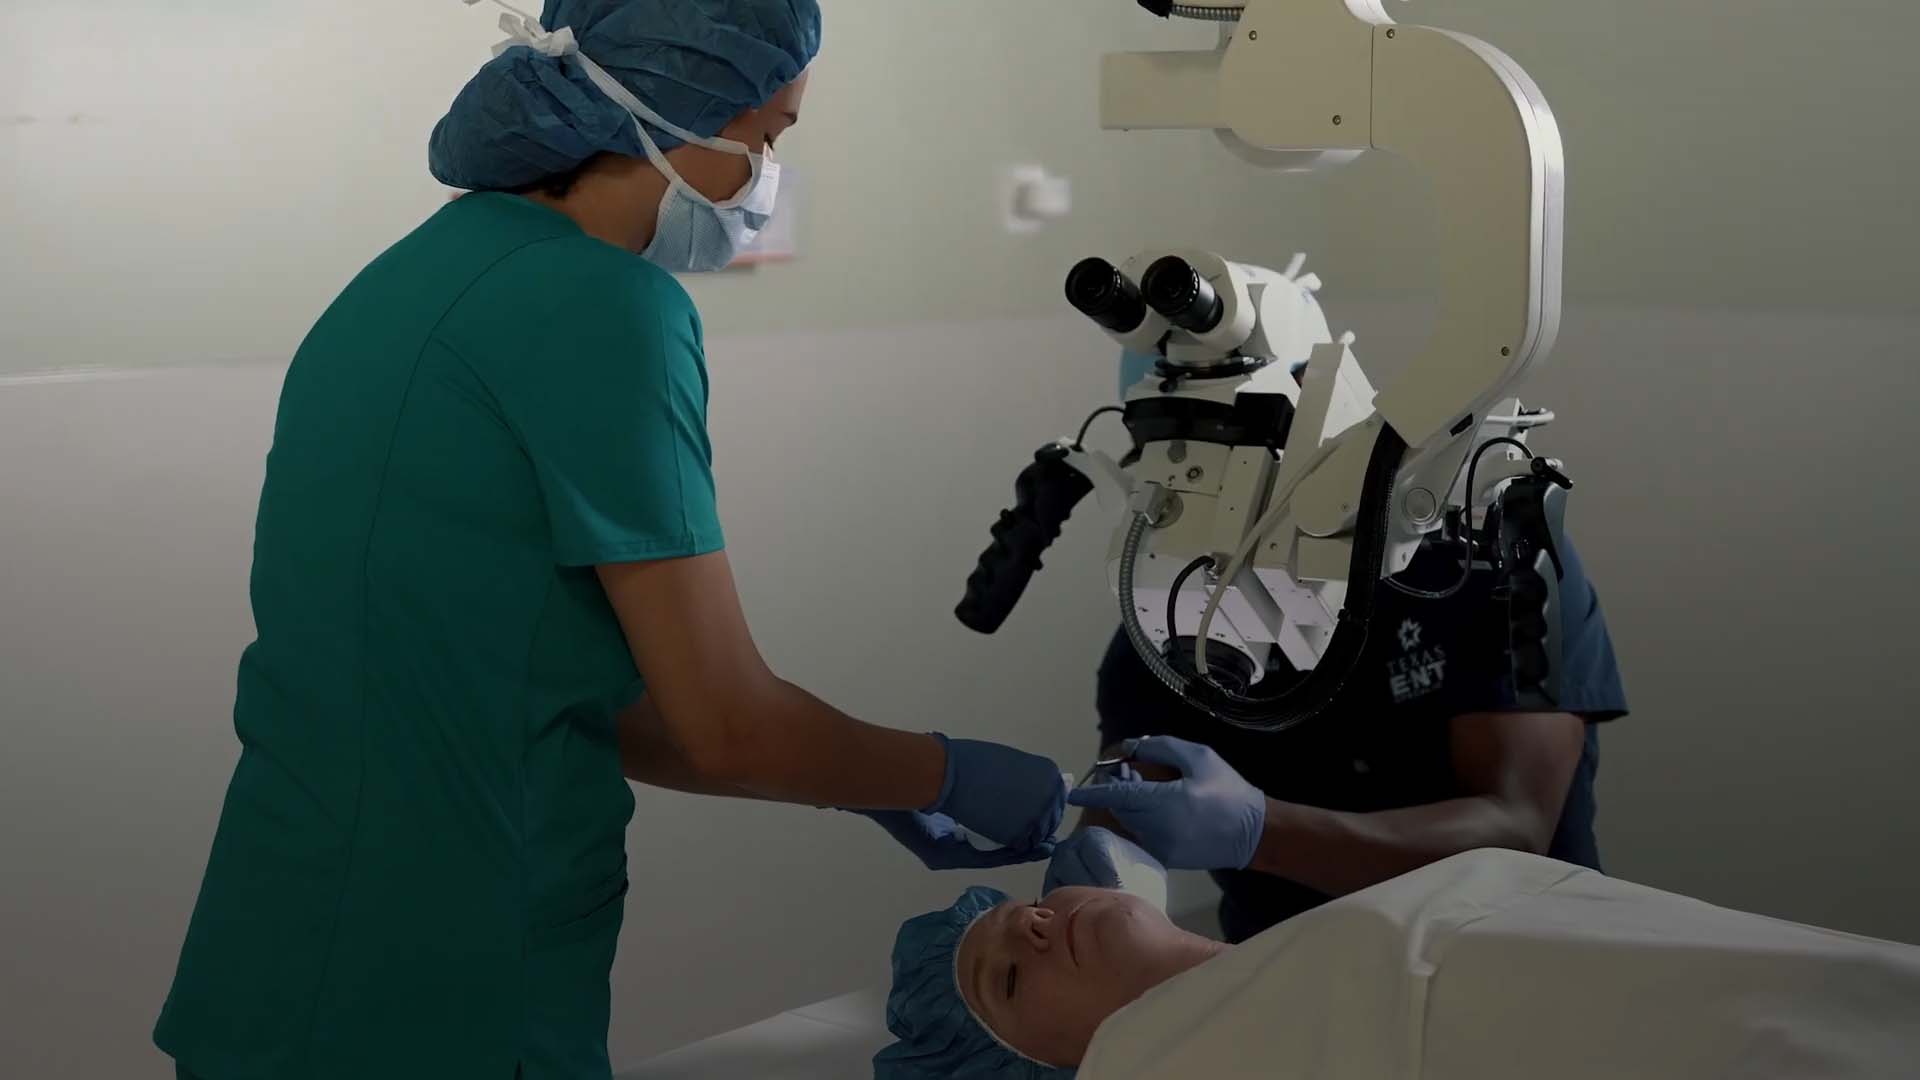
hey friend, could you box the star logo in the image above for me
[1398,618,1423,652]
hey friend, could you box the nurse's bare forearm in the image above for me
[620,692,903,807]
[617,695,768,799]
[634,663,945,810]
[692,675,948,810]
[1249,795,1544,897]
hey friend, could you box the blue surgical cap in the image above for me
[430,0,823,191]
[874,887,1079,1080]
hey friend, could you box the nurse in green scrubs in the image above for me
[153,3,1067,1078]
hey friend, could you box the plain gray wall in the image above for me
[0,0,1329,376]
[1311,0,1920,315]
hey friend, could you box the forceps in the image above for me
[1075,738,1142,789]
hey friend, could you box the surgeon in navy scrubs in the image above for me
[1051,354,1628,944]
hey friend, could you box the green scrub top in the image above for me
[154,194,724,1080]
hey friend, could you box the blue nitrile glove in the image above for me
[1045,826,1169,912]
[1065,736,1266,871]
[929,734,1069,854]
[856,810,1056,871]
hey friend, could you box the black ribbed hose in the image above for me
[1121,423,1410,733]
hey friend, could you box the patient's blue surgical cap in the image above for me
[430,0,823,191]
[874,886,1078,1079]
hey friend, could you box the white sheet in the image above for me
[618,990,891,1080]
[1078,850,1920,1080]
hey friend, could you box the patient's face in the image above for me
[956,886,1218,1068]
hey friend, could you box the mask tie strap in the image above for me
[462,0,577,59]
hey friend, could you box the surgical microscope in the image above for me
[957,0,1575,733]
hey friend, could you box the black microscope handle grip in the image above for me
[955,446,1095,634]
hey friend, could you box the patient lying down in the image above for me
[874,847,1920,1080]
[875,881,1219,1077]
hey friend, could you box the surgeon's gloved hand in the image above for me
[1045,826,1169,913]
[856,810,1055,871]
[929,734,1068,855]
[1065,736,1267,871]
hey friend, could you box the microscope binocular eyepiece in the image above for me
[1065,257,1151,334]
[1141,256,1225,334]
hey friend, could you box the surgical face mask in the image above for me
[640,147,781,274]
[485,6,782,272]
[593,72,780,273]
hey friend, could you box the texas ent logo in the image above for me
[1387,618,1448,703]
